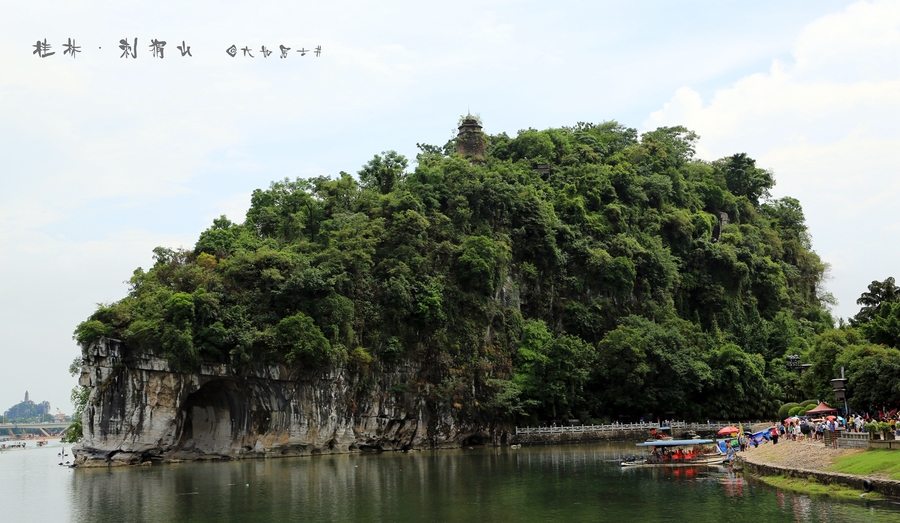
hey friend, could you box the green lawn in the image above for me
[826,450,900,479]
[756,475,882,500]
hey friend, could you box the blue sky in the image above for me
[2,0,896,413]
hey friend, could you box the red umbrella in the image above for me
[717,426,740,435]
[826,415,836,421]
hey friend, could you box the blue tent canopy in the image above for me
[636,439,714,446]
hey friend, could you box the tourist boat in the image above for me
[620,439,727,467]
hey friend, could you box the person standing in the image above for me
[829,420,837,448]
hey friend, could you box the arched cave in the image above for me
[176,380,248,453]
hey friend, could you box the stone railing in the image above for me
[838,431,869,448]
[515,421,741,435]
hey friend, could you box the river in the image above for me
[2,440,899,522]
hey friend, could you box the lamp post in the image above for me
[785,355,812,401]
[831,367,850,417]
[785,355,812,373]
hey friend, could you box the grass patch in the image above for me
[826,450,900,480]
[757,474,883,500]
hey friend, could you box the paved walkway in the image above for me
[740,438,860,471]
[738,437,900,497]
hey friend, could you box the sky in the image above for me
[2,0,897,414]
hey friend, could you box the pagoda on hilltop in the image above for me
[456,114,487,161]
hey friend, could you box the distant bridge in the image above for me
[1,422,71,438]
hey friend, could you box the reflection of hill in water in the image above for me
[69,443,900,522]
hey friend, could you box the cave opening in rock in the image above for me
[177,380,246,453]
[462,435,488,447]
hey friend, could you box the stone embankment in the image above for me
[738,439,900,497]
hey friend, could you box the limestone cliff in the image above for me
[74,339,500,466]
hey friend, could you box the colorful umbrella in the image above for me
[826,415,836,421]
[717,426,740,435]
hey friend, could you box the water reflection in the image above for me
[720,469,746,497]
[58,443,900,522]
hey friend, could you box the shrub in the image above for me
[778,402,799,420]
[348,347,373,373]
[389,382,409,395]
[276,312,341,366]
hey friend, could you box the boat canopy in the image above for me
[636,439,714,446]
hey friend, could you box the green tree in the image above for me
[716,153,774,206]
[457,235,510,295]
[703,343,776,418]
[62,358,88,443]
[837,344,900,410]
[513,320,596,420]
[276,312,342,366]
[799,328,869,401]
[852,277,900,326]
[358,151,408,194]
[860,301,900,348]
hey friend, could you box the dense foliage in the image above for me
[75,121,839,423]
[61,358,88,443]
[792,276,900,414]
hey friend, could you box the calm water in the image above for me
[2,440,900,522]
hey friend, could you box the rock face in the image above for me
[74,339,497,466]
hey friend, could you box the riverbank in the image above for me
[738,438,900,498]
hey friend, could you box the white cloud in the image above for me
[793,0,900,82]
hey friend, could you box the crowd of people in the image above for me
[781,412,898,436]
[774,418,839,448]
[758,409,900,450]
